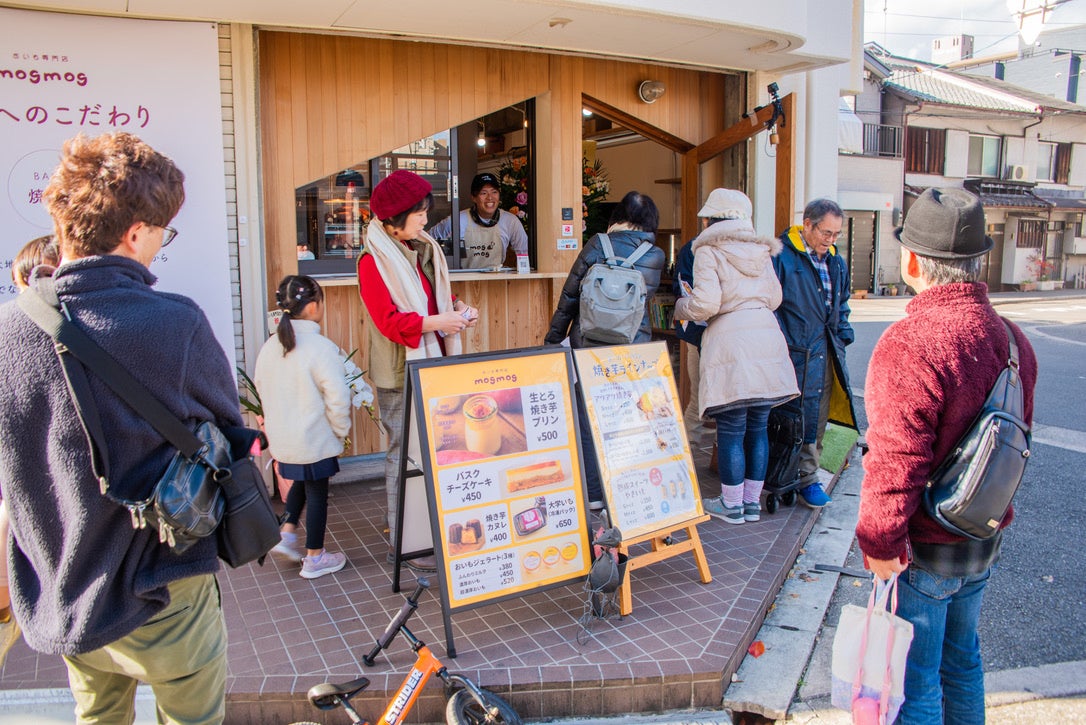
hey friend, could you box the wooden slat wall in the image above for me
[257,31,735,454]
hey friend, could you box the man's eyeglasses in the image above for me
[813,224,841,242]
[161,226,179,247]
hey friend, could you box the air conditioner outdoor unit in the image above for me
[1005,164,1028,181]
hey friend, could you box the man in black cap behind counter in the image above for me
[431,172,529,269]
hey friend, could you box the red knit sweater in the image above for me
[856,283,1037,561]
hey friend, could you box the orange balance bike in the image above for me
[291,577,521,725]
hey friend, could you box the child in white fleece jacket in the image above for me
[256,275,352,579]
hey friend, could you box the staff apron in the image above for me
[464,216,504,269]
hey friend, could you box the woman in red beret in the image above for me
[358,170,478,572]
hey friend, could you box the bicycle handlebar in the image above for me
[362,577,430,666]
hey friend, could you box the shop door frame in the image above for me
[581,93,795,243]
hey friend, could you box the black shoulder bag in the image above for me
[923,318,1032,541]
[18,280,280,567]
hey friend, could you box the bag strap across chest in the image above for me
[598,233,653,269]
[17,279,209,495]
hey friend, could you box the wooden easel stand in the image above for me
[616,514,712,616]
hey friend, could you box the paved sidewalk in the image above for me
[0,438,830,724]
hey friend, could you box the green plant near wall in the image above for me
[237,366,262,418]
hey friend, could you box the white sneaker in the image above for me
[301,550,347,579]
[271,537,303,563]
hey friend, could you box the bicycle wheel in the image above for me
[445,687,522,725]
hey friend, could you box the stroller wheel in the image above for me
[765,494,779,514]
[781,490,797,507]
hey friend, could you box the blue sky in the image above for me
[864,0,1086,61]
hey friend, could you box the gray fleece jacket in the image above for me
[0,255,241,655]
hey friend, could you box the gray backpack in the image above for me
[579,234,654,345]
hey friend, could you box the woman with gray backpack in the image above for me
[544,191,666,507]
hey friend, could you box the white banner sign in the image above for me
[0,8,235,360]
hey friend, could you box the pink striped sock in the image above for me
[721,483,743,509]
[743,479,764,505]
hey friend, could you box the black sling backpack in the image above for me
[923,318,1031,541]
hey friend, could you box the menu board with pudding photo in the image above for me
[573,342,702,540]
[413,348,592,611]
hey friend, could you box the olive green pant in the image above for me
[63,573,227,725]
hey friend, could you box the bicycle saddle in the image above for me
[308,677,371,708]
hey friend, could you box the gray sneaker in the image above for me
[300,550,347,579]
[271,536,303,563]
[743,502,761,522]
[702,497,744,525]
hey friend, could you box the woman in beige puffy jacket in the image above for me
[673,189,798,525]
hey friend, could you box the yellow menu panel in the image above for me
[416,350,592,609]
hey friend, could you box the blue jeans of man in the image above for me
[894,564,991,725]
[713,404,772,487]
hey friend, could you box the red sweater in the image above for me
[357,249,436,349]
[857,283,1037,561]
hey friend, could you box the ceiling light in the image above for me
[637,80,665,104]
[582,109,593,117]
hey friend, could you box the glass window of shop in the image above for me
[296,100,534,275]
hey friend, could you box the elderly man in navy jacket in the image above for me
[0,133,240,724]
[773,198,857,508]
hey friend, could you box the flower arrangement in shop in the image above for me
[1027,252,1056,282]
[582,157,611,241]
[498,154,530,233]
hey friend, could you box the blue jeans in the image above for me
[713,404,772,488]
[894,564,991,725]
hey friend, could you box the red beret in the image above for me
[369,170,432,221]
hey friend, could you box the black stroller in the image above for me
[762,406,804,514]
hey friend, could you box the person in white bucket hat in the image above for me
[674,189,799,524]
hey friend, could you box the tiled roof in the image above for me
[1034,189,1086,210]
[907,181,1054,210]
[884,59,1086,115]
[963,179,1051,209]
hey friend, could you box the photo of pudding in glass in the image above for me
[431,386,529,460]
[463,394,501,455]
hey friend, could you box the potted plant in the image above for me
[1027,253,1058,291]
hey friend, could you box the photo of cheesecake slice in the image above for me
[504,459,565,493]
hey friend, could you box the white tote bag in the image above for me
[831,574,914,724]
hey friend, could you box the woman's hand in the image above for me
[424,309,472,336]
[452,300,480,328]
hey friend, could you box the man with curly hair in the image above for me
[0,132,240,724]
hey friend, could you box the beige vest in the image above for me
[464,215,504,269]
[360,239,439,389]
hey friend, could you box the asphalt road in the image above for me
[840,291,1086,672]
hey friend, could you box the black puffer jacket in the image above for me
[544,230,665,347]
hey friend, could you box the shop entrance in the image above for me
[843,210,876,293]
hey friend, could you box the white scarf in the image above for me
[364,220,461,360]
